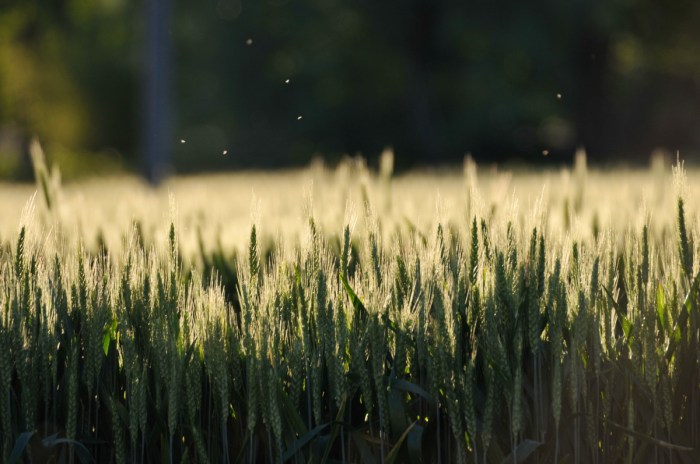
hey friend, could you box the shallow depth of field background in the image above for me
[1,0,700,179]
[0,153,697,258]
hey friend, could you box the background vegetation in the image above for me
[2,0,700,178]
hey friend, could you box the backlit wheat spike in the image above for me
[315,268,332,367]
[191,427,211,464]
[370,313,390,437]
[137,363,148,446]
[433,288,451,393]
[67,340,79,441]
[167,344,182,440]
[550,260,564,432]
[568,293,586,415]
[486,290,510,395]
[341,224,351,279]
[570,240,580,286]
[84,281,103,398]
[333,302,349,408]
[446,384,464,447]
[481,219,492,262]
[677,198,693,277]
[128,377,140,450]
[468,282,481,337]
[249,224,260,286]
[369,229,382,289]
[37,283,53,430]
[393,320,407,379]
[186,347,202,424]
[435,223,446,271]
[512,364,523,437]
[288,338,303,408]
[353,333,373,416]
[481,366,496,457]
[257,333,272,431]
[494,251,513,338]
[0,327,12,459]
[602,249,614,354]
[393,254,410,310]
[528,228,540,354]
[311,348,322,426]
[591,295,602,379]
[169,222,177,260]
[15,226,25,279]
[506,221,518,270]
[470,217,479,285]
[463,355,477,458]
[19,315,38,431]
[589,256,600,308]
[123,332,141,447]
[246,343,258,432]
[267,347,283,459]
[109,395,127,464]
[552,358,562,429]
[660,364,673,434]
[537,235,546,297]
[641,225,650,285]
[643,301,658,392]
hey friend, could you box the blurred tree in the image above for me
[0,0,137,178]
[143,0,172,184]
[1,0,700,179]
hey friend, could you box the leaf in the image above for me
[604,419,693,451]
[391,378,436,407]
[388,386,408,438]
[385,421,416,464]
[102,318,118,356]
[407,425,424,464]
[382,313,401,337]
[340,272,369,323]
[500,439,542,464]
[351,432,377,464]
[102,331,110,356]
[282,423,329,462]
[41,436,93,463]
[621,317,632,341]
[8,431,35,464]
[656,284,670,336]
[683,271,700,316]
[278,385,308,437]
[602,285,633,344]
[665,270,700,361]
[320,395,348,463]
[184,340,197,364]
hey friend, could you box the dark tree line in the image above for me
[1,0,700,178]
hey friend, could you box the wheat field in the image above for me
[1,152,699,463]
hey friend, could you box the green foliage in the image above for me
[4,1,700,173]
